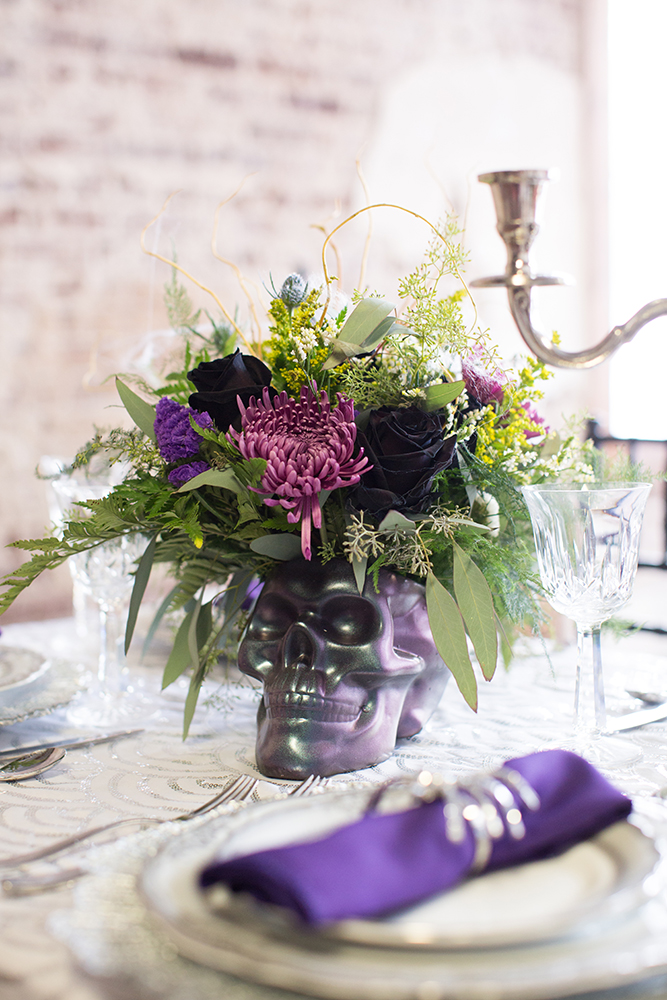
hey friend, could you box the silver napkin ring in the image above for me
[366,765,541,874]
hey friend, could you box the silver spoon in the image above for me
[0,747,66,781]
[626,688,667,706]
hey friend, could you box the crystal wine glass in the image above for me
[51,461,147,727]
[521,482,651,742]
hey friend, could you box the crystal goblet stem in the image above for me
[96,601,124,695]
[574,625,605,735]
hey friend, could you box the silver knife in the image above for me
[0,728,144,760]
[605,705,667,733]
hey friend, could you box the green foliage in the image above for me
[397,219,480,362]
[165,264,201,332]
[338,361,404,410]
[426,571,478,711]
[1,228,613,734]
[159,271,237,404]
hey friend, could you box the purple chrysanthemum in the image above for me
[228,385,370,560]
[167,461,211,487]
[154,397,214,463]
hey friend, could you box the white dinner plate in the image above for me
[138,787,664,1000]
[0,646,50,699]
[0,646,80,724]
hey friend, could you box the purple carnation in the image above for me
[154,397,214,463]
[167,461,211,487]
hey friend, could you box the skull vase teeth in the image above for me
[237,558,451,778]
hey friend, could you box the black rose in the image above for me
[188,350,276,431]
[348,406,457,517]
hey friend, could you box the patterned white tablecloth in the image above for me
[1,617,667,1000]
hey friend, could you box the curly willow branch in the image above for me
[318,203,478,333]
[140,192,258,357]
[355,158,373,293]
[310,198,343,288]
[210,176,264,358]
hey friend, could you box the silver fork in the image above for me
[286,774,327,797]
[0,772,258,873]
[1,774,325,896]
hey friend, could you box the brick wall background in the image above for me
[0,0,596,621]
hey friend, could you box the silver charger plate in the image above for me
[0,646,81,725]
[51,786,665,1000]
[143,789,660,954]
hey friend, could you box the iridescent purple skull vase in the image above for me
[237,558,451,778]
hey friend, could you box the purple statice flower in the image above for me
[228,385,371,560]
[154,397,214,463]
[522,401,549,440]
[167,461,211,487]
[462,350,505,406]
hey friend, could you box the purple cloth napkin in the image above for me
[199,750,631,926]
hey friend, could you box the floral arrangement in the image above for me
[0,211,595,733]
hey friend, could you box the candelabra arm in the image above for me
[508,287,667,370]
[474,169,667,369]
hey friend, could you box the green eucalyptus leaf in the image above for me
[338,297,395,346]
[222,569,256,622]
[162,609,195,689]
[425,571,478,711]
[183,665,205,739]
[495,611,514,669]
[187,593,203,681]
[352,554,368,594]
[143,582,181,659]
[124,534,156,655]
[378,510,417,533]
[321,339,363,368]
[452,542,498,681]
[250,534,303,560]
[322,298,395,370]
[116,378,157,441]
[423,380,465,412]
[177,469,244,493]
[358,315,397,352]
[197,600,213,650]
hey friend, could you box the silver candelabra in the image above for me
[471,169,667,369]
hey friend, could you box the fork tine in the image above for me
[187,773,258,818]
[289,775,327,797]
[0,773,259,870]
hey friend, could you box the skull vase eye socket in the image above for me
[237,558,451,778]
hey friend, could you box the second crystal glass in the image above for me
[522,482,651,737]
[51,461,146,726]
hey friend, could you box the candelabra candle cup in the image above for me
[521,483,651,740]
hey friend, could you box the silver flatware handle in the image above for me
[2,867,86,896]
[0,728,144,762]
[605,704,667,733]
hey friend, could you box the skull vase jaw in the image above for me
[237,558,451,778]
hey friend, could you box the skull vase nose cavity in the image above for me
[282,621,318,672]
